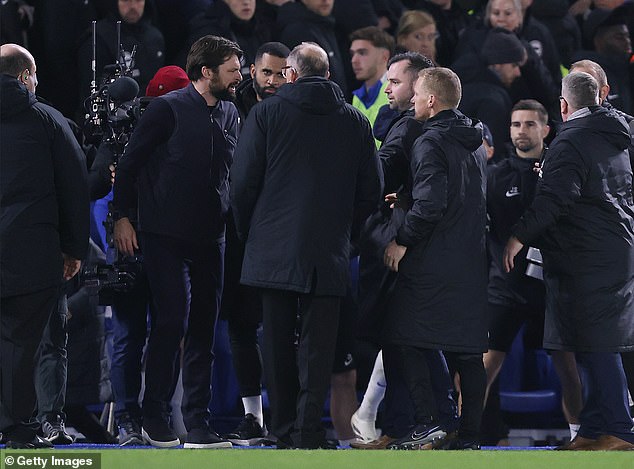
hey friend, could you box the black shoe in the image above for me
[184,427,232,449]
[386,423,446,450]
[142,415,180,448]
[41,414,74,445]
[117,412,144,446]
[223,414,267,446]
[6,435,54,449]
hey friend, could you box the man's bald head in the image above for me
[0,44,37,92]
[287,42,330,78]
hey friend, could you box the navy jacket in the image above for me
[0,74,89,297]
[231,76,382,296]
[114,83,239,244]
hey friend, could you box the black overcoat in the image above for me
[383,110,489,353]
[514,106,634,352]
[230,76,383,297]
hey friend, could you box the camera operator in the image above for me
[77,0,165,119]
[113,35,242,449]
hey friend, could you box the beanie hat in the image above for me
[146,66,190,97]
[481,28,526,65]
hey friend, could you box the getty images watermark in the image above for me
[2,453,100,469]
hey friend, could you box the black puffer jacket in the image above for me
[231,77,382,296]
[0,74,89,297]
[383,109,489,353]
[513,106,634,352]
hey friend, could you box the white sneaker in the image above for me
[351,410,380,443]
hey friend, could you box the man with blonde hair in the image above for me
[382,67,489,450]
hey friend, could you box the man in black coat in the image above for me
[113,35,242,449]
[231,42,382,449]
[382,67,489,450]
[504,72,634,451]
[0,44,89,448]
[352,52,459,450]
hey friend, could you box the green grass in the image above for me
[2,448,632,469]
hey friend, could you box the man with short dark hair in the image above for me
[505,71,634,451]
[113,35,243,449]
[484,99,585,442]
[1,43,89,449]
[231,42,382,449]
[222,41,290,446]
[235,41,290,120]
[349,26,395,146]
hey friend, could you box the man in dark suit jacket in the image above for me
[0,43,89,449]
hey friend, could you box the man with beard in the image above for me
[113,35,242,449]
[235,41,290,120]
[220,41,289,446]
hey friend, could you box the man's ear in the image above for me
[250,64,256,79]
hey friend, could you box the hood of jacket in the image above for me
[0,74,36,120]
[561,106,630,151]
[276,2,335,30]
[422,109,484,152]
[274,76,345,115]
[452,52,505,88]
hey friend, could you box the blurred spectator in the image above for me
[453,28,526,160]
[0,0,34,46]
[531,0,581,68]
[396,10,439,63]
[401,0,473,66]
[277,0,349,96]
[77,0,165,119]
[350,26,394,143]
[574,5,633,113]
[454,0,560,118]
[28,0,104,120]
[187,0,274,77]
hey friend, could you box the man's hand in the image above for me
[503,236,524,273]
[62,253,81,280]
[384,240,407,272]
[114,217,138,256]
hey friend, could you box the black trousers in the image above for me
[1,287,59,441]
[34,294,68,421]
[140,233,224,431]
[261,289,340,448]
[444,352,486,441]
[382,346,459,437]
[576,352,634,443]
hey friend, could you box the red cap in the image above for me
[146,66,189,97]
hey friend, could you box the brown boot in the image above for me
[350,435,396,449]
[584,434,634,451]
[555,435,596,450]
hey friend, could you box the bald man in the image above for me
[231,42,382,449]
[0,44,89,448]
